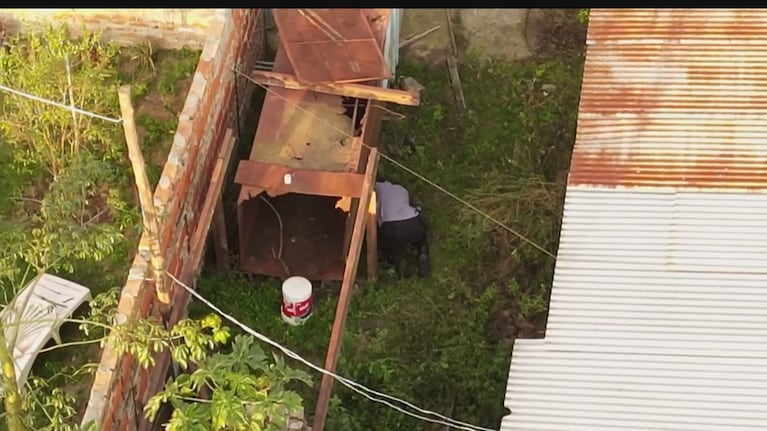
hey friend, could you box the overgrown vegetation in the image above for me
[0,25,199,426]
[195,8,587,431]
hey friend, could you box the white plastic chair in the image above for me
[0,273,92,394]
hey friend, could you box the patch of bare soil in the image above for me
[458,9,531,61]
[399,9,452,64]
[400,9,533,62]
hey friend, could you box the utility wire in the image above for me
[232,67,555,258]
[0,83,122,123]
[167,272,496,431]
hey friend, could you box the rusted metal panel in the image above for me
[239,194,348,281]
[273,8,391,85]
[570,9,767,190]
[234,160,367,198]
[236,9,393,279]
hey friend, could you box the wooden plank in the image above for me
[313,149,378,431]
[399,24,441,49]
[444,9,467,112]
[234,160,367,198]
[366,191,378,282]
[249,70,420,106]
[212,196,229,271]
[188,129,236,277]
[446,55,467,112]
[171,129,236,328]
[117,85,170,305]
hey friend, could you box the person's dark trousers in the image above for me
[378,214,430,278]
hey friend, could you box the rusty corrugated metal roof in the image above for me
[273,9,392,85]
[570,9,767,190]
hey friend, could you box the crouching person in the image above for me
[374,177,430,278]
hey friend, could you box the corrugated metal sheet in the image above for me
[381,8,402,88]
[503,9,767,431]
[505,341,767,431]
[502,188,767,430]
[570,8,767,190]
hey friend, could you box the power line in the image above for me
[232,67,555,258]
[166,272,496,431]
[0,83,122,124]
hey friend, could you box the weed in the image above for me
[136,114,176,186]
[154,47,199,95]
[130,40,156,76]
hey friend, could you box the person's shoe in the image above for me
[417,252,430,278]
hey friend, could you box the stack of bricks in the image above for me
[0,8,226,49]
[81,8,265,431]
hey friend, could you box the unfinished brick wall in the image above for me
[81,9,264,430]
[0,8,226,49]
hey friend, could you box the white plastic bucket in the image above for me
[281,276,313,325]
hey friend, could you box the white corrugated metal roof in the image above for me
[502,8,767,431]
[502,188,767,430]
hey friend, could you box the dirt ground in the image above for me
[400,9,531,62]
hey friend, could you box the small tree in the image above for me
[0,26,312,431]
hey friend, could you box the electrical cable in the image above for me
[0,83,122,123]
[231,67,555,258]
[166,272,497,431]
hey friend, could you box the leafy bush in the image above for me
[0,26,133,289]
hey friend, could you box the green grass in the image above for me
[194,9,587,430]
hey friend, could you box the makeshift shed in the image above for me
[235,8,416,281]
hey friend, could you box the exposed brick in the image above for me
[101,410,116,431]
[109,379,125,417]
[138,287,155,315]
[135,367,149,397]
[121,355,134,382]
[79,8,268,430]
[200,38,220,62]
[117,418,132,431]
[3,9,215,49]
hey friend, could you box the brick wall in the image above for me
[0,8,226,49]
[81,9,264,430]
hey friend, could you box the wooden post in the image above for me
[313,149,378,431]
[212,196,230,271]
[172,129,236,323]
[341,198,358,259]
[366,191,378,282]
[187,129,235,277]
[117,85,170,305]
[445,9,467,112]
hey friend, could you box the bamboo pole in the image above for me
[117,85,170,304]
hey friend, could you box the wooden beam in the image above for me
[169,130,236,326]
[249,70,420,106]
[313,149,378,431]
[445,9,467,112]
[366,191,378,282]
[117,85,170,305]
[188,129,236,276]
[212,195,230,271]
[234,160,367,198]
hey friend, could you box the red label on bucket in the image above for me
[282,296,312,318]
